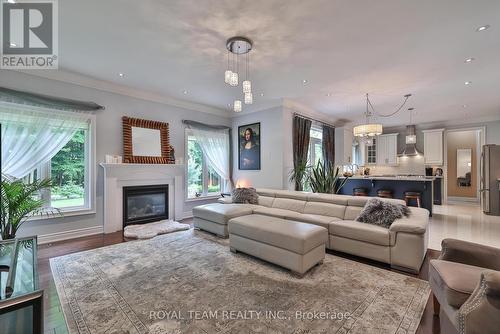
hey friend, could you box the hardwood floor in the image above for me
[38,225,441,334]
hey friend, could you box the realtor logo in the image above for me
[1,0,58,69]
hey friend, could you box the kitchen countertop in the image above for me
[341,175,436,181]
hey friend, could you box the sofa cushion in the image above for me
[295,214,341,229]
[192,203,255,225]
[303,201,346,219]
[257,195,275,207]
[343,206,363,220]
[272,197,306,213]
[253,207,303,220]
[306,193,349,206]
[329,220,391,246]
[228,214,328,254]
[429,259,483,308]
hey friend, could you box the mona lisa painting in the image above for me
[238,122,261,170]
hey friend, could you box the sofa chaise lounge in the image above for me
[193,188,429,273]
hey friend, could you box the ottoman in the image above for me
[228,214,328,276]
[192,203,255,237]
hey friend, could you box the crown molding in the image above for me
[15,69,230,117]
[282,98,342,126]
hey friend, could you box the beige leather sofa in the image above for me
[193,188,429,273]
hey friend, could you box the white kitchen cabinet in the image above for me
[423,129,444,165]
[376,133,398,166]
[334,127,353,165]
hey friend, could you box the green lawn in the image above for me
[51,198,84,208]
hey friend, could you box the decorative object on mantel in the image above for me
[105,154,123,164]
[353,93,412,141]
[122,116,172,164]
[123,220,190,239]
[167,145,175,164]
[224,36,254,112]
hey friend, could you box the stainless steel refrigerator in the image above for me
[481,144,500,215]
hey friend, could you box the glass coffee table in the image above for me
[0,236,43,334]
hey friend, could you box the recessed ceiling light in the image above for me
[464,81,472,85]
[260,93,264,97]
[462,104,468,108]
[464,58,475,63]
[183,90,188,95]
[476,25,490,32]
[326,93,332,97]
[118,73,125,78]
[302,79,308,84]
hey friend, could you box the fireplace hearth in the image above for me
[123,184,169,227]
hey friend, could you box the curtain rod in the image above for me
[0,86,104,111]
[293,113,335,128]
[182,120,231,130]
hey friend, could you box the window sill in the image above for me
[25,208,96,221]
[185,195,221,203]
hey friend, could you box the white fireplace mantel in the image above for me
[100,163,184,233]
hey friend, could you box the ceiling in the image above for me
[56,0,500,125]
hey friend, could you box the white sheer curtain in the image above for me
[188,126,231,190]
[0,101,89,179]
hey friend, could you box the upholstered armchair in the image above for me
[429,238,500,334]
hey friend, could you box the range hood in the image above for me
[398,125,422,156]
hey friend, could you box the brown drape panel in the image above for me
[322,125,335,169]
[292,116,312,190]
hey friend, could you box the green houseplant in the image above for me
[0,177,60,240]
[289,159,309,191]
[308,161,349,194]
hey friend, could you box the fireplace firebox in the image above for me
[123,184,169,227]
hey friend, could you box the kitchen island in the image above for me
[338,175,434,215]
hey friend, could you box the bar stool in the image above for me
[377,189,393,198]
[353,187,368,196]
[404,191,422,207]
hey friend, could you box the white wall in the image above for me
[232,107,285,189]
[0,70,231,237]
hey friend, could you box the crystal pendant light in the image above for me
[243,80,251,93]
[229,72,238,86]
[224,70,232,84]
[234,100,242,112]
[244,92,253,105]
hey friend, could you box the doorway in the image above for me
[444,128,484,203]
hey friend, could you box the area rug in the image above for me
[123,220,190,239]
[50,230,430,334]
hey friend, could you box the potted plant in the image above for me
[0,177,60,240]
[308,161,349,194]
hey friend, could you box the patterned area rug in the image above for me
[50,230,430,334]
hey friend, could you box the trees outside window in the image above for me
[186,131,222,198]
[22,128,89,210]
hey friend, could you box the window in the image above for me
[308,126,323,167]
[186,130,222,198]
[22,127,91,212]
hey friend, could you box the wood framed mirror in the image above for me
[122,116,172,164]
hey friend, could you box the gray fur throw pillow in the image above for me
[356,198,410,228]
[231,187,259,204]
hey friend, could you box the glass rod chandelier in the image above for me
[224,36,253,112]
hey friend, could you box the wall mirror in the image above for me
[456,148,472,187]
[122,116,172,164]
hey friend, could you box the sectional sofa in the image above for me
[193,188,430,273]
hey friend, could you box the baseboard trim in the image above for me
[37,226,104,245]
[182,211,193,220]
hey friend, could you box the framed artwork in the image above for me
[238,122,261,170]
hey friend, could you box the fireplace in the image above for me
[123,184,169,227]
